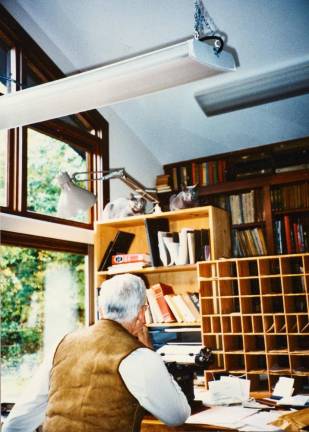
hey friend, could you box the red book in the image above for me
[284,215,292,253]
[191,162,196,184]
[111,253,150,265]
[293,222,300,253]
[150,283,175,323]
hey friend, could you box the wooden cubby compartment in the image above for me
[198,253,309,394]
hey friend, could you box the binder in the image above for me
[144,217,169,266]
[98,231,135,271]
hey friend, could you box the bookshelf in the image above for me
[198,253,309,394]
[163,137,309,257]
[94,206,231,325]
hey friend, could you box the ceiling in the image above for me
[2,0,309,165]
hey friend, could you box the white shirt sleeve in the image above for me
[2,345,56,432]
[119,347,191,426]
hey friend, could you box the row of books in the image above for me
[232,227,267,257]
[145,283,200,324]
[156,174,172,193]
[158,228,210,266]
[167,159,227,191]
[228,190,263,225]
[274,215,308,254]
[206,191,263,225]
[271,182,309,212]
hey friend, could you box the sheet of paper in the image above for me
[238,410,287,431]
[272,377,294,398]
[278,394,309,406]
[221,375,250,401]
[207,376,250,404]
[185,406,258,427]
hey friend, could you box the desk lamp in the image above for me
[56,168,159,218]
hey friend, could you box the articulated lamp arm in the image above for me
[72,168,159,204]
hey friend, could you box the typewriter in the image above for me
[157,344,213,405]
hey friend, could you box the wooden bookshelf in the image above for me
[162,137,309,256]
[94,206,231,324]
[198,253,309,394]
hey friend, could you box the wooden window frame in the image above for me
[1,230,95,325]
[0,5,110,227]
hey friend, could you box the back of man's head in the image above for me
[98,273,146,323]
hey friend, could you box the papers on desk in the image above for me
[278,394,309,407]
[186,406,287,431]
[186,406,259,427]
[238,410,287,431]
[272,377,294,398]
[207,375,250,405]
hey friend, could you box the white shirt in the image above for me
[3,346,191,431]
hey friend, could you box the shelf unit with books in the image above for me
[198,253,309,394]
[162,137,309,257]
[94,206,231,327]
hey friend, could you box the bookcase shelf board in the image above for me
[198,252,309,394]
[97,263,197,276]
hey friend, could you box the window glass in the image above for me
[0,129,8,206]
[27,128,89,222]
[0,43,10,94]
[1,245,86,402]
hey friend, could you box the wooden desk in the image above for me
[141,417,236,431]
[141,403,237,432]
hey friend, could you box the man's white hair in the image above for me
[98,273,146,323]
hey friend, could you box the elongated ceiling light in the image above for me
[195,58,309,116]
[0,38,236,129]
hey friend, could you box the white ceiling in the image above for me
[2,0,309,165]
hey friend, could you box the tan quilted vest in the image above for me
[43,319,145,432]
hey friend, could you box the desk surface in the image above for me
[141,402,237,432]
[141,418,236,431]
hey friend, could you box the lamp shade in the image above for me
[56,172,96,218]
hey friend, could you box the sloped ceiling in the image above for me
[2,0,309,164]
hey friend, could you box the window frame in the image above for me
[1,230,95,325]
[0,5,110,227]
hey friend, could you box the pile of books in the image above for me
[156,174,171,194]
[145,283,200,324]
[107,253,151,274]
[232,227,267,256]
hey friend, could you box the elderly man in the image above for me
[3,273,191,432]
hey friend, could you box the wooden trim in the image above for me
[163,136,309,170]
[20,127,27,211]
[32,121,101,154]
[1,230,89,254]
[197,169,309,197]
[263,185,274,254]
[87,245,95,325]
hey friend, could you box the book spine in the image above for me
[151,284,175,323]
[284,215,293,254]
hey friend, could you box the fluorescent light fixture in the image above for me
[195,59,309,116]
[0,38,236,129]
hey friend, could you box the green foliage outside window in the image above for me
[0,246,85,367]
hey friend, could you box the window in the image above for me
[27,128,89,222]
[0,128,8,206]
[1,244,87,402]
[0,42,10,94]
[0,6,110,225]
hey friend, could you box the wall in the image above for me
[100,107,162,201]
